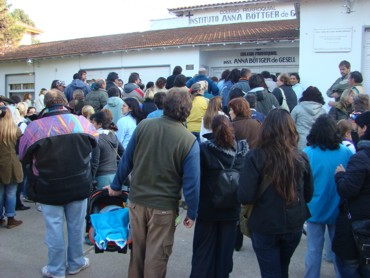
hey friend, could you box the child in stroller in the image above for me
[86,189,131,253]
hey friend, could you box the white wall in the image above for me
[299,0,370,107]
[0,47,200,99]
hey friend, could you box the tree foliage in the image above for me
[12,8,35,27]
[0,0,31,54]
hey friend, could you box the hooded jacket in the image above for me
[291,101,327,150]
[122,83,144,102]
[103,97,124,124]
[247,87,279,116]
[198,139,248,221]
[64,79,91,102]
[91,130,124,178]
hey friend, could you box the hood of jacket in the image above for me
[98,130,119,148]
[69,79,87,90]
[106,97,123,108]
[123,83,139,94]
[299,101,325,116]
[204,139,248,157]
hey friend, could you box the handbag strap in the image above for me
[99,136,121,160]
[257,175,272,199]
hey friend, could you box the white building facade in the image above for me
[0,0,368,103]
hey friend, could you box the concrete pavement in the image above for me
[0,203,336,277]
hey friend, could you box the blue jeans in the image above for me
[96,174,116,190]
[251,230,302,278]
[335,255,370,277]
[0,183,17,217]
[41,199,87,277]
[324,227,334,262]
[305,222,340,278]
[191,132,200,144]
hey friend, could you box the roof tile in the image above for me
[0,19,298,62]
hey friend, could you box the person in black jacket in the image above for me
[272,73,298,112]
[190,115,248,278]
[334,111,370,277]
[238,108,313,278]
[166,66,182,90]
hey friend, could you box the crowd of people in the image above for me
[0,60,369,278]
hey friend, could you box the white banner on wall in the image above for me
[313,28,353,52]
[187,3,296,26]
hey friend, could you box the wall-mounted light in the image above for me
[26,58,33,64]
[343,0,354,14]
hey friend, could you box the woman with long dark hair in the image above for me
[116,98,144,149]
[0,106,23,228]
[303,114,353,277]
[238,108,313,277]
[190,115,248,278]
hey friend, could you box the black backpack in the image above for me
[212,153,240,208]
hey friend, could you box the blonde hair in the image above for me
[16,102,28,117]
[144,87,156,100]
[203,96,222,129]
[82,105,95,121]
[337,119,353,138]
[0,107,19,146]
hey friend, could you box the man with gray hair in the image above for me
[19,89,98,278]
[106,87,200,277]
[186,67,219,96]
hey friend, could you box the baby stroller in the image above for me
[86,189,131,254]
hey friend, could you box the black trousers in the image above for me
[190,219,237,278]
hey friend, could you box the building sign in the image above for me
[188,3,296,26]
[313,28,353,52]
[221,50,298,66]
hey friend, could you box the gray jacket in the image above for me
[291,101,327,150]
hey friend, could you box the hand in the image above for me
[103,185,121,196]
[328,101,336,107]
[183,216,195,228]
[330,92,339,99]
[335,164,345,174]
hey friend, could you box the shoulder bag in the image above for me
[278,88,290,112]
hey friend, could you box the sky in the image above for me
[8,0,232,42]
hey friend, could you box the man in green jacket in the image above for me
[326,60,351,102]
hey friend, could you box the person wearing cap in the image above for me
[187,81,209,143]
[18,89,98,278]
[333,110,370,276]
[51,79,66,92]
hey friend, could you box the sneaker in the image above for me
[68,257,90,275]
[41,266,65,278]
[22,196,34,203]
[0,218,5,225]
